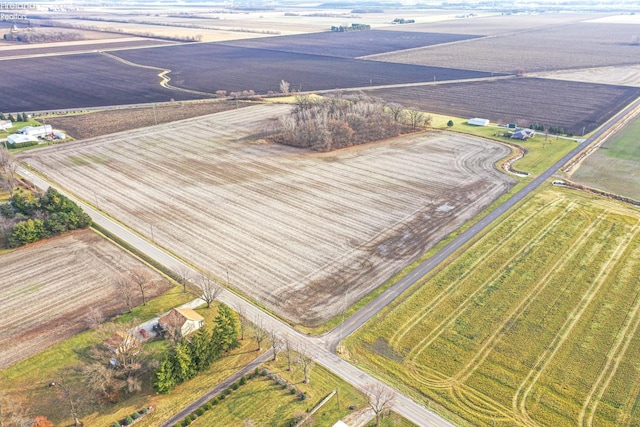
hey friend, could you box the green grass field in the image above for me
[572,113,640,201]
[191,355,368,427]
[345,187,640,426]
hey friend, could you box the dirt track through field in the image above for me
[18,104,514,325]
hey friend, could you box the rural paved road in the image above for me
[15,95,640,426]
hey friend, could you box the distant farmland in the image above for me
[220,30,481,58]
[346,188,640,426]
[18,104,515,326]
[0,53,202,112]
[368,78,640,135]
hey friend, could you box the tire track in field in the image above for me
[388,198,562,349]
[98,51,217,97]
[452,201,594,386]
[406,202,571,364]
[513,217,637,426]
[451,385,520,425]
[580,223,640,427]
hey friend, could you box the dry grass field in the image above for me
[346,188,640,426]
[0,230,167,369]
[368,21,640,73]
[530,65,640,87]
[18,104,515,326]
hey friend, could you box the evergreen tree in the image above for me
[21,113,28,122]
[154,354,176,394]
[173,342,195,383]
[189,328,215,372]
[0,113,5,120]
[212,303,239,353]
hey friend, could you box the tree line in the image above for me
[270,93,431,152]
[0,112,28,122]
[0,186,92,248]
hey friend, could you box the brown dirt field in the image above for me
[367,21,640,73]
[44,100,252,140]
[18,104,515,326]
[0,230,167,369]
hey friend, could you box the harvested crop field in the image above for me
[368,22,640,73]
[0,38,175,59]
[18,104,515,326]
[530,65,640,87]
[0,230,167,369]
[367,78,640,135]
[346,188,640,426]
[0,53,203,112]
[221,30,481,58]
[44,100,251,140]
[114,43,496,94]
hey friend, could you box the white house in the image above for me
[19,125,52,138]
[511,128,535,140]
[0,120,12,131]
[468,118,490,126]
[7,133,37,145]
[158,308,205,338]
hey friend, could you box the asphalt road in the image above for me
[15,96,640,426]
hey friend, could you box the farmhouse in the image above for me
[0,120,12,130]
[7,133,37,145]
[19,125,52,138]
[511,128,535,140]
[468,118,490,126]
[158,307,205,338]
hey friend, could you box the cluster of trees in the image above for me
[3,31,84,43]
[0,186,92,248]
[0,112,28,122]
[330,23,371,31]
[271,93,430,151]
[154,304,240,394]
[529,123,574,136]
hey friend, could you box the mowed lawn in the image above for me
[345,187,640,426]
[572,113,640,200]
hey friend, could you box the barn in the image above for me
[7,133,37,145]
[19,125,52,138]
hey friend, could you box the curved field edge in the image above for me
[343,187,640,426]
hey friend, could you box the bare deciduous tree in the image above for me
[113,273,135,313]
[130,267,155,306]
[0,391,30,427]
[269,329,281,361]
[0,148,18,198]
[279,79,290,95]
[297,344,315,384]
[237,306,250,341]
[405,109,427,130]
[385,102,404,122]
[216,90,227,98]
[84,306,105,330]
[252,316,268,351]
[283,334,294,371]
[196,272,223,308]
[175,266,193,293]
[365,383,395,427]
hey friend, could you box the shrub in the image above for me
[232,382,240,390]
[255,367,260,375]
[184,418,192,426]
[261,369,267,376]
[220,394,226,400]
[132,412,141,420]
[299,392,308,401]
[290,388,297,395]
[124,415,134,426]
[205,402,213,410]
[197,407,205,416]
[141,407,148,414]
[447,120,454,127]
[282,382,288,390]
[212,397,219,405]
[112,422,121,427]
[240,375,247,385]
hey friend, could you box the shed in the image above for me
[53,131,67,140]
[19,125,52,138]
[158,307,205,338]
[468,118,490,126]
[7,133,37,145]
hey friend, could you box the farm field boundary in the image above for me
[344,187,640,426]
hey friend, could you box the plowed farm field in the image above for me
[367,78,640,135]
[368,22,640,73]
[346,188,640,426]
[18,104,515,326]
[0,230,166,369]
